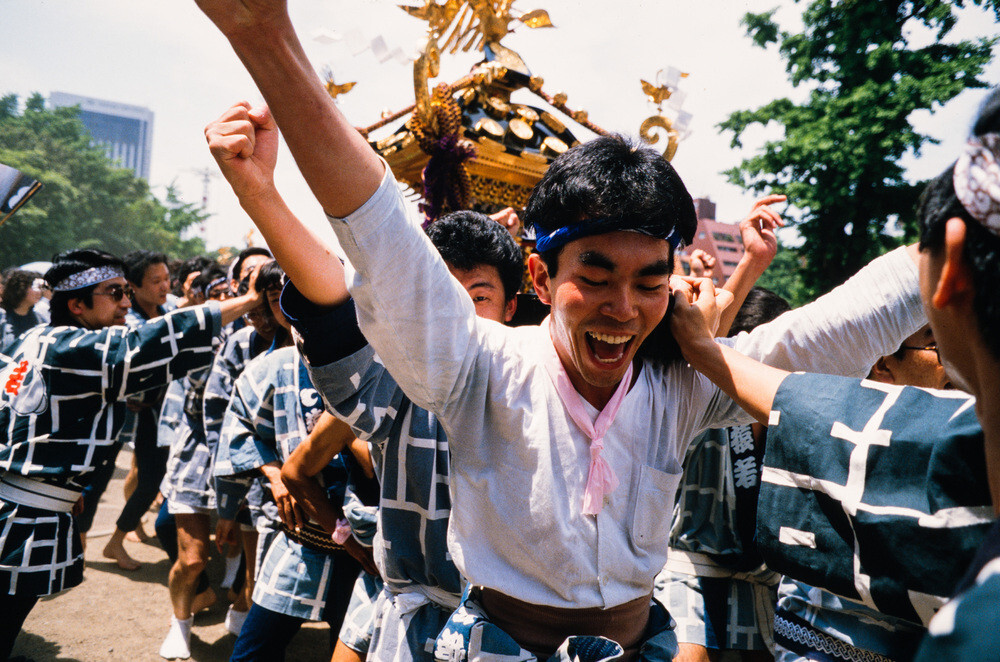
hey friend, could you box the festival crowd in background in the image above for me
[2,4,1000,662]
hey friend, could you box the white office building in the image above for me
[50,91,154,181]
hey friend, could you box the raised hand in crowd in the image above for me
[688,248,715,278]
[490,207,522,238]
[716,193,786,335]
[206,102,348,307]
[205,101,278,203]
[740,194,785,264]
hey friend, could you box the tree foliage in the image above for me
[720,0,1000,297]
[754,240,810,308]
[0,93,206,269]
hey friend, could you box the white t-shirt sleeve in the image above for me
[325,163,484,416]
[728,246,923,378]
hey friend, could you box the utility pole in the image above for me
[188,167,219,236]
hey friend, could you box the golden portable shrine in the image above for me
[329,0,690,228]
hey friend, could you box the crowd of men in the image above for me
[2,3,999,661]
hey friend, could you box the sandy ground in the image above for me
[11,448,331,662]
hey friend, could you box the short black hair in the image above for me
[236,259,282,296]
[727,287,791,337]
[918,87,1000,360]
[190,266,227,297]
[523,134,697,276]
[45,249,125,327]
[256,260,284,293]
[426,210,523,302]
[232,247,273,283]
[174,255,217,296]
[1,270,42,311]
[122,250,169,286]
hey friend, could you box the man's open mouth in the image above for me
[585,331,635,365]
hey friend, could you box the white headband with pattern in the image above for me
[953,133,1000,237]
[52,266,125,292]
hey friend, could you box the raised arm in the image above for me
[205,102,349,307]
[717,194,785,336]
[194,1,383,218]
[731,244,924,377]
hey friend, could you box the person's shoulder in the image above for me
[221,324,255,349]
[245,345,296,375]
[483,319,547,353]
[919,561,1000,658]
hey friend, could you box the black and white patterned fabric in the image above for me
[0,304,220,597]
[203,325,271,522]
[915,519,1000,660]
[159,367,216,510]
[757,372,992,627]
[0,309,14,352]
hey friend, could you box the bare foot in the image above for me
[125,524,151,543]
[192,588,217,613]
[102,540,141,571]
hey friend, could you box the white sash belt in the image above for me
[0,473,81,513]
[390,583,462,614]
[665,548,780,585]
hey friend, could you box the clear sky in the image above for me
[2,1,998,252]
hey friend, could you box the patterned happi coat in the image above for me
[758,372,992,629]
[283,292,462,662]
[204,325,271,523]
[0,304,220,596]
[216,345,349,620]
[158,349,225,510]
[0,309,14,352]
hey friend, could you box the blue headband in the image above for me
[533,219,685,253]
[204,276,228,297]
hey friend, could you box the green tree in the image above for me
[0,93,207,269]
[754,240,810,308]
[720,0,1000,297]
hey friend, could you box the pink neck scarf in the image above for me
[544,335,634,516]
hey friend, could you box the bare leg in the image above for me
[122,454,152,542]
[168,513,213,620]
[192,585,218,614]
[126,522,152,543]
[102,527,141,570]
[160,519,210,662]
[331,639,364,662]
[236,528,257,612]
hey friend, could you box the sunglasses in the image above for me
[92,284,134,303]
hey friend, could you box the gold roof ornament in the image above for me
[323,68,358,101]
[355,0,689,225]
[638,67,692,162]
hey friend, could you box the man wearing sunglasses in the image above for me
[0,248,265,659]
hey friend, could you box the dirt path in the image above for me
[11,449,331,662]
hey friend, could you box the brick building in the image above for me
[677,197,744,285]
